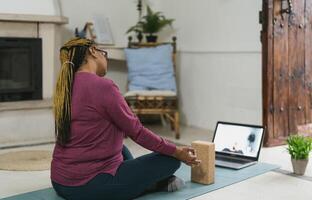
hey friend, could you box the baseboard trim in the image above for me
[0,141,55,150]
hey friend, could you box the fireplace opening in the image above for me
[0,37,42,102]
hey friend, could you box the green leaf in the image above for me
[127,5,174,35]
[286,135,312,160]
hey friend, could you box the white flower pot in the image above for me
[291,158,309,175]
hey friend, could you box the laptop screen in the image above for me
[213,122,264,158]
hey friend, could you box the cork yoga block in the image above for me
[191,140,215,185]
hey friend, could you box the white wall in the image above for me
[153,0,262,52]
[58,0,139,92]
[154,0,263,130]
[178,52,262,129]
[0,0,263,131]
[60,0,263,130]
[59,0,138,47]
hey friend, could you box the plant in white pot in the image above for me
[286,135,312,175]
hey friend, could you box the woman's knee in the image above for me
[136,152,181,173]
[175,158,182,169]
[156,153,181,173]
[169,156,181,172]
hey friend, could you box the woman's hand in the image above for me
[172,146,201,166]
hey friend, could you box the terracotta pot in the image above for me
[291,158,309,175]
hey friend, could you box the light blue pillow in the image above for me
[124,44,176,91]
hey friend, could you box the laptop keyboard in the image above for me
[216,156,250,164]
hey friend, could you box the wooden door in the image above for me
[261,0,312,146]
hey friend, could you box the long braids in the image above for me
[53,38,94,146]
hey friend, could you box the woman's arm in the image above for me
[105,80,176,156]
[104,80,201,165]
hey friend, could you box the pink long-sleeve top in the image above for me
[50,72,176,186]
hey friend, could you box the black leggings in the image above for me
[52,146,181,200]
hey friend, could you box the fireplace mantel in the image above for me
[0,13,68,24]
[0,13,68,145]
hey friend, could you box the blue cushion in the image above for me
[124,44,176,91]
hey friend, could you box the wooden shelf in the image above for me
[98,45,126,61]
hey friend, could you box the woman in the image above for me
[51,38,200,200]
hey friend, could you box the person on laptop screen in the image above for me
[222,142,243,154]
[215,124,262,157]
[213,121,265,169]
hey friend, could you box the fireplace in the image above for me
[0,37,42,102]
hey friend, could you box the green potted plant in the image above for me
[127,6,174,43]
[286,135,312,175]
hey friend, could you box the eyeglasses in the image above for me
[94,47,108,59]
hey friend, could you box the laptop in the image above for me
[212,121,265,170]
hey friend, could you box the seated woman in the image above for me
[51,38,200,200]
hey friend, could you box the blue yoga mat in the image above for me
[1,163,279,200]
[137,162,279,200]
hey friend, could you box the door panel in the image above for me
[262,0,310,146]
[261,0,274,145]
[305,1,312,123]
[287,0,306,134]
[272,0,289,141]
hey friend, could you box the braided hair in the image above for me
[53,37,94,146]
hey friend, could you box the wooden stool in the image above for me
[191,140,215,185]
